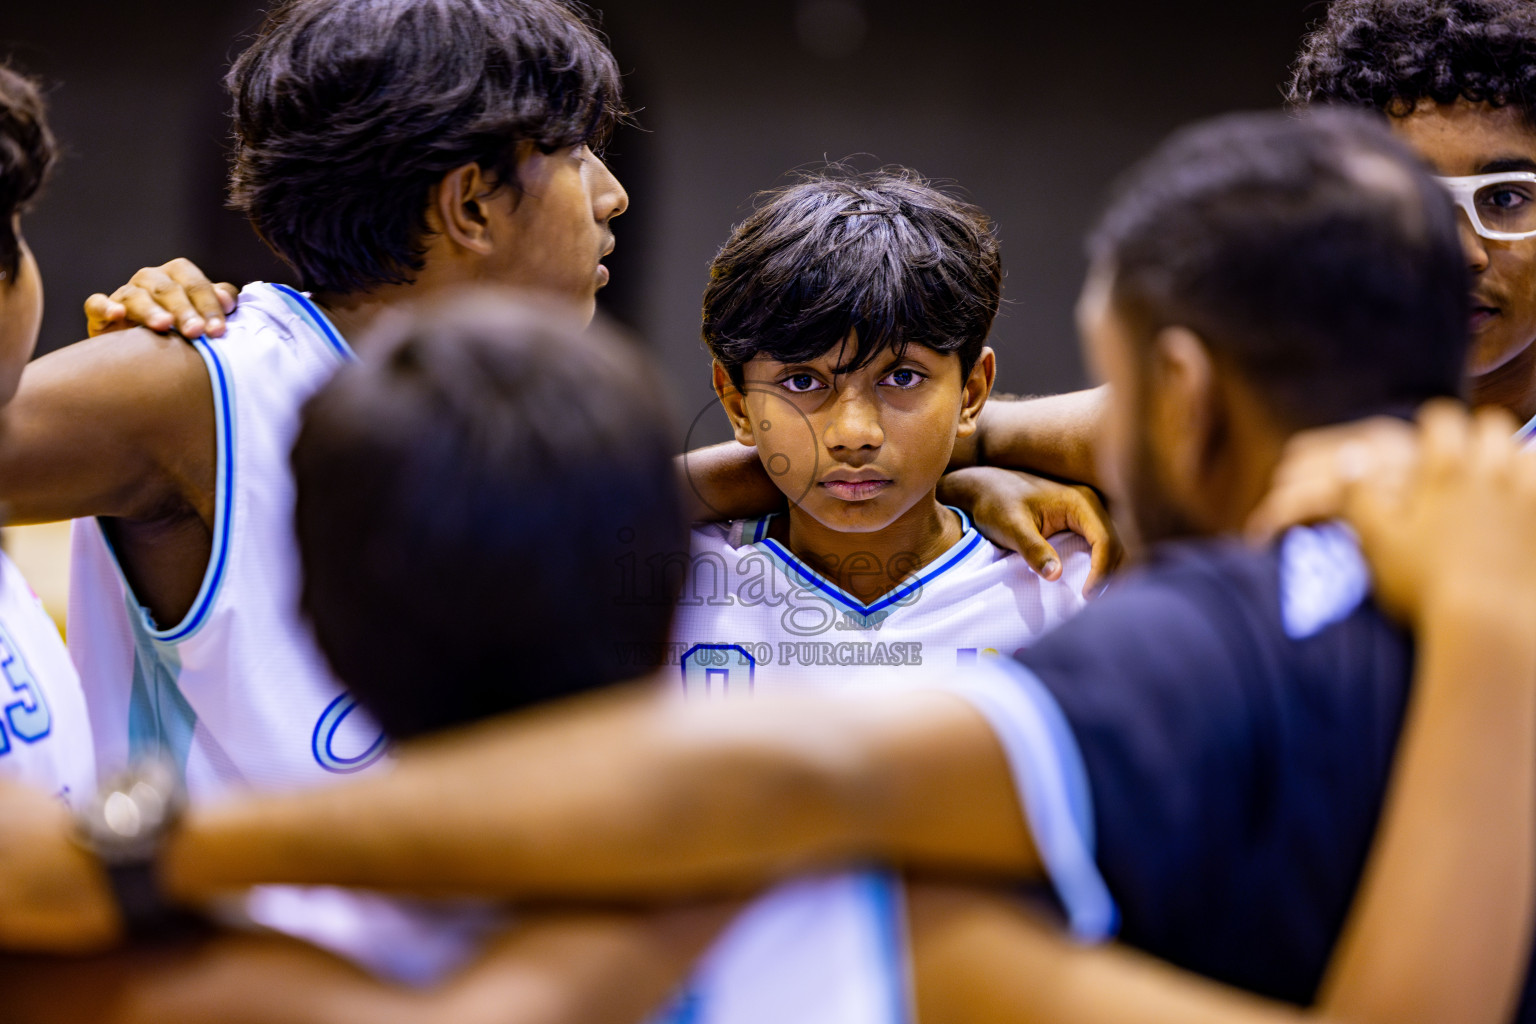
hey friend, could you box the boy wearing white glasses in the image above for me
[1290,0,1536,439]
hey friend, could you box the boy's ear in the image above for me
[711,360,757,446]
[955,346,997,439]
[431,161,500,256]
[1148,325,1221,498]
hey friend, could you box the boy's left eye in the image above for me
[879,368,925,388]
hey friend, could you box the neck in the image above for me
[1179,376,1293,539]
[311,280,424,354]
[1468,342,1536,425]
[778,494,962,604]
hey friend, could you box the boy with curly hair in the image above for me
[1289,0,1536,432]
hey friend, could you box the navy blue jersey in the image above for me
[1014,525,1418,1003]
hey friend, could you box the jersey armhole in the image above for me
[92,335,235,644]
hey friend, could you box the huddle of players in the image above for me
[2,0,1536,1020]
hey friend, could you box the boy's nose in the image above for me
[822,390,884,456]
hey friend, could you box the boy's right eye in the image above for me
[779,373,825,394]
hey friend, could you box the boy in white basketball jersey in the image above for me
[0,0,631,802]
[668,170,1091,695]
[0,66,95,809]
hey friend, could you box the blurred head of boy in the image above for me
[0,65,54,399]
[229,0,629,323]
[701,171,998,583]
[1290,0,1536,421]
[1082,109,1470,554]
[292,292,683,739]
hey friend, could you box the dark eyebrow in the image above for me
[1477,157,1536,174]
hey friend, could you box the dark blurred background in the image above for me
[3,1,1316,441]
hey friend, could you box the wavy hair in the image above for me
[227,0,628,295]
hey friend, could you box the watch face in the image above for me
[78,754,186,863]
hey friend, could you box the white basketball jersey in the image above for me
[0,549,95,805]
[67,282,389,800]
[666,510,1091,695]
[652,871,911,1024]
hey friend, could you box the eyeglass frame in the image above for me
[1435,171,1536,242]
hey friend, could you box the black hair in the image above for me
[1288,0,1536,126]
[1089,108,1469,428]
[228,0,627,296]
[293,290,683,741]
[701,168,1001,390]
[0,63,55,281]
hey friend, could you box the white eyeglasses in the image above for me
[1436,172,1536,241]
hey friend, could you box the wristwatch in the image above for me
[74,754,200,940]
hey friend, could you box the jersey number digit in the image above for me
[680,644,757,697]
[0,625,51,755]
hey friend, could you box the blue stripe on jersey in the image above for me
[864,872,914,1024]
[153,337,237,642]
[271,283,358,364]
[94,335,236,645]
[946,658,1120,942]
[755,508,983,618]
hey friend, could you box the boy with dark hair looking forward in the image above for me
[670,169,1090,692]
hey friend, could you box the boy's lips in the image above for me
[1471,304,1500,331]
[820,478,892,501]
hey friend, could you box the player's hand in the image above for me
[1249,400,1536,627]
[938,466,1122,594]
[84,258,238,340]
[0,779,121,953]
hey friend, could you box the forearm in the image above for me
[910,884,1313,1024]
[166,687,1038,903]
[1315,587,1536,1024]
[3,901,733,1024]
[2,934,414,1024]
[951,387,1106,487]
[676,441,784,522]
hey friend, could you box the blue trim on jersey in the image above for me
[156,337,236,642]
[270,283,357,364]
[864,872,914,1024]
[946,658,1120,942]
[649,988,704,1024]
[1518,412,1536,444]
[311,693,390,774]
[754,508,983,618]
[94,336,235,645]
